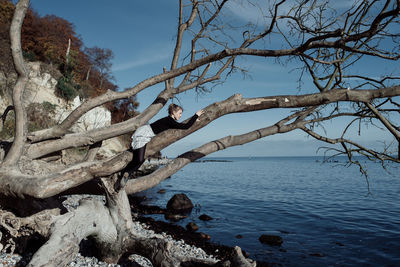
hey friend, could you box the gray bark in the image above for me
[1,0,30,167]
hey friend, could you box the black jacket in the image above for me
[150,114,198,135]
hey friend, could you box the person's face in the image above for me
[172,108,183,120]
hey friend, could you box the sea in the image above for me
[138,156,400,266]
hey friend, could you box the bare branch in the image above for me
[301,125,399,163]
[365,102,400,140]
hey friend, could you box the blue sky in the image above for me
[29,0,397,157]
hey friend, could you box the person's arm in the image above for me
[168,114,198,130]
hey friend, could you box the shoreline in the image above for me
[0,216,259,267]
[130,195,271,266]
[0,194,265,267]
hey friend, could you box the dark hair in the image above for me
[168,103,183,116]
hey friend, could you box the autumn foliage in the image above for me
[0,0,138,122]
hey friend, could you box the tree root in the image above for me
[0,208,59,253]
[1,174,255,266]
[231,246,256,267]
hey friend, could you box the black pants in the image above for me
[124,145,147,174]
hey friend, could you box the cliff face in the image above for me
[0,62,125,158]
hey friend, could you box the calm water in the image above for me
[139,157,400,266]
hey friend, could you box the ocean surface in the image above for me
[138,157,400,266]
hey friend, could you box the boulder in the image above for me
[166,193,193,213]
[258,234,283,246]
[186,222,199,232]
[199,214,213,221]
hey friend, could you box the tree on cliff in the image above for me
[0,0,399,266]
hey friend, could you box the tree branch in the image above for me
[0,151,131,198]
[365,102,400,141]
[25,0,400,145]
[23,86,400,160]
[1,0,30,167]
[300,125,399,163]
[145,86,400,156]
[126,112,308,194]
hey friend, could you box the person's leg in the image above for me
[124,144,147,174]
[116,145,147,191]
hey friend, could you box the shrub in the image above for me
[23,50,37,62]
[56,76,77,101]
[42,101,57,113]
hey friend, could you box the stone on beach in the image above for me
[186,222,199,232]
[166,193,193,213]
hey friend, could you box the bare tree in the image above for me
[0,0,399,266]
[84,46,115,88]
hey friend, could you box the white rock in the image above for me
[1,62,125,157]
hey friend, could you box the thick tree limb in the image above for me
[1,0,30,167]
[0,152,131,198]
[145,86,400,156]
[25,86,400,160]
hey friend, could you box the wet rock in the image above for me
[164,213,188,221]
[200,232,211,240]
[199,214,213,221]
[186,222,199,232]
[157,189,166,194]
[258,234,283,246]
[166,193,193,213]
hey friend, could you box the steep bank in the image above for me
[0,61,125,159]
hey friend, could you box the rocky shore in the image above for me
[0,194,262,267]
[0,219,217,267]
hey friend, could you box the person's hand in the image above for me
[195,109,204,120]
[196,109,205,117]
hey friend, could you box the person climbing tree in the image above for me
[124,103,204,177]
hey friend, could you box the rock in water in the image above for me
[199,214,213,221]
[186,222,199,232]
[259,234,283,246]
[166,193,193,213]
